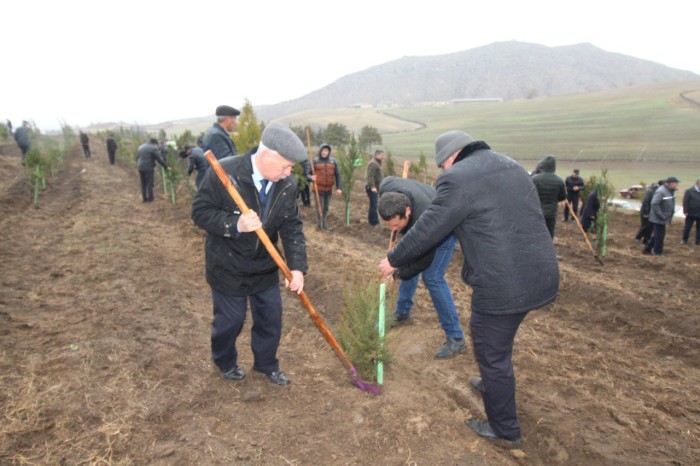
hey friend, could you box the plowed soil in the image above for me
[1,140,698,465]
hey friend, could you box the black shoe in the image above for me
[468,376,484,393]
[435,338,466,359]
[221,365,245,380]
[642,250,651,255]
[257,369,290,385]
[391,314,412,326]
[466,419,521,448]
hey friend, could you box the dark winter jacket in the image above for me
[203,123,237,160]
[387,147,559,316]
[682,185,700,217]
[14,126,30,149]
[106,137,118,154]
[581,191,600,220]
[313,152,342,193]
[565,174,585,198]
[650,184,676,225]
[187,147,209,175]
[532,156,567,218]
[366,157,383,190]
[79,132,89,146]
[136,142,167,172]
[191,148,307,296]
[640,184,658,216]
[379,177,438,279]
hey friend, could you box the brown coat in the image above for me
[366,158,383,189]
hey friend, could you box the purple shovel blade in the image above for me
[349,367,381,395]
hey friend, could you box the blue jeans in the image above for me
[395,234,463,339]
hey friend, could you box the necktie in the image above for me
[259,179,269,204]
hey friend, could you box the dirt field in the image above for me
[1,140,698,465]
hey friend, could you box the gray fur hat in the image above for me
[261,122,307,163]
[434,130,475,167]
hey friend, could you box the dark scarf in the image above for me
[454,141,490,164]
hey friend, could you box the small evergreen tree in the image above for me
[323,122,351,147]
[338,135,364,225]
[383,151,396,177]
[358,125,382,152]
[232,99,263,153]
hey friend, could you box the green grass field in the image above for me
[290,81,700,163]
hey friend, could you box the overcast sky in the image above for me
[2,0,697,131]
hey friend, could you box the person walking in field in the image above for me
[106,134,118,165]
[680,178,700,245]
[136,138,169,202]
[203,105,240,160]
[191,123,308,386]
[531,155,567,238]
[378,176,466,359]
[365,150,384,226]
[379,130,559,448]
[311,144,342,231]
[79,131,91,158]
[644,176,680,256]
[13,121,31,163]
[564,169,585,222]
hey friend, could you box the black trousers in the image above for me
[82,143,91,158]
[314,191,332,228]
[139,170,155,202]
[107,150,116,165]
[544,216,556,238]
[211,284,282,374]
[563,194,580,221]
[299,185,311,206]
[471,310,528,441]
[644,223,666,255]
[635,214,652,243]
[366,186,379,226]
[682,216,700,244]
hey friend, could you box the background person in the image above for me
[311,144,342,230]
[203,105,240,160]
[531,155,567,238]
[365,150,384,226]
[136,138,169,202]
[564,169,585,222]
[681,178,700,245]
[644,176,679,256]
[106,134,118,165]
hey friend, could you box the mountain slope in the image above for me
[257,41,698,120]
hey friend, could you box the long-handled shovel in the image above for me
[565,198,604,265]
[305,128,323,224]
[204,150,380,395]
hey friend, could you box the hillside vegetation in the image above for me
[291,81,700,162]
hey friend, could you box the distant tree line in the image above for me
[289,123,382,152]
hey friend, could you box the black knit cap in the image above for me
[215,105,240,117]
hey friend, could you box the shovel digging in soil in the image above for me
[204,150,380,395]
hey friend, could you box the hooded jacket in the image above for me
[387,147,559,316]
[191,148,307,296]
[203,123,237,160]
[650,184,676,225]
[379,177,438,279]
[531,156,567,218]
[683,185,700,217]
[313,145,341,192]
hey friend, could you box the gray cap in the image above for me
[434,130,475,167]
[261,122,307,163]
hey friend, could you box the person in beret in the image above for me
[192,122,309,386]
[203,104,241,160]
[378,129,559,447]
